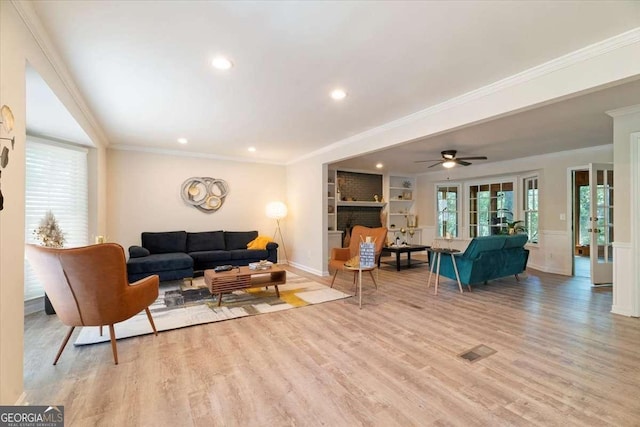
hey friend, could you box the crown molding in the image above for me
[109,144,286,166]
[606,103,640,117]
[11,0,110,147]
[292,27,640,165]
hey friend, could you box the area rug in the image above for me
[74,272,350,346]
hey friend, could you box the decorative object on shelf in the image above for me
[379,205,387,227]
[0,105,16,212]
[402,180,412,188]
[374,194,379,202]
[180,177,229,213]
[266,201,289,264]
[402,191,412,200]
[33,210,65,248]
[328,205,334,213]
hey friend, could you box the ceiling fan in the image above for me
[415,150,488,168]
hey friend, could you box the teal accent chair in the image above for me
[431,234,529,289]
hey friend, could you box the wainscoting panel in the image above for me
[612,242,636,316]
[539,230,572,276]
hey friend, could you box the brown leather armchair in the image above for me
[25,243,159,365]
[329,225,388,287]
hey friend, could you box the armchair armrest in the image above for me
[266,242,279,250]
[331,247,350,261]
[126,274,160,313]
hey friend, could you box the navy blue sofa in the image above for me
[127,230,278,282]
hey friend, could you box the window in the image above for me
[436,185,459,237]
[523,176,539,243]
[24,139,88,301]
[468,181,514,237]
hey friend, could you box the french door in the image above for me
[589,163,614,285]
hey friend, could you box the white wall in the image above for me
[416,145,613,275]
[107,149,287,251]
[0,1,108,404]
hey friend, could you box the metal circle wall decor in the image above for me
[180,177,229,213]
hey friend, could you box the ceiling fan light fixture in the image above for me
[442,160,456,168]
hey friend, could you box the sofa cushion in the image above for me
[502,234,528,248]
[225,231,258,250]
[189,250,232,265]
[126,252,193,275]
[129,245,151,258]
[187,231,225,252]
[463,235,507,258]
[142,231,187,254]
[230,249,270,260]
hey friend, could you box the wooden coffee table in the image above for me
[204,265,287,306]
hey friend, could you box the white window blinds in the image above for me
[24,139,88,301]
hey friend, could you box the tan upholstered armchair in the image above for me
[329,225,388,287]
[25,243,159,365]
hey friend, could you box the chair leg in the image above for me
[330,270,339,287]
[53,326,75,365]
[145,307,158,336]
[515,274,520,281]
[99,325,103,336]
[109,324,118,365]
[368,270,378,289]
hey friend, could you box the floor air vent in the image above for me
[458,344,496,363]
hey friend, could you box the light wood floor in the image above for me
[24,261,640,426]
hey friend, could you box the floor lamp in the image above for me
[266,201,289,264]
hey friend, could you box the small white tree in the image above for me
[33,210,65,248]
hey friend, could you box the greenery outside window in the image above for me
[523,176,539,243]
[468,181,514,237]
[436,185,459,237]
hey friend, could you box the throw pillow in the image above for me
[129,246,151,258]
[247,236,272,250]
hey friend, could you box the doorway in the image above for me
[570,165,614,285]
[572,169,591,278]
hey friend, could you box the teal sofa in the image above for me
[430,234,529,288]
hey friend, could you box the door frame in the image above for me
[589,163,614,285]
[567,165,590,278]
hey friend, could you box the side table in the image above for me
[427,248,463,295]
[343,264,377,309]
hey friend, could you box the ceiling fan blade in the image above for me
[427,161,444,168]
[414,159,443,163]
[457,156,488,161]
[455,159,472,166]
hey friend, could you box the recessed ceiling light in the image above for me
[177,138,188,144]
[248,146,256,152]
[212,56,233,70]
[330,89,347,100]
[376,163,383,169]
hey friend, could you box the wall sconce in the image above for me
[0,105,16,211]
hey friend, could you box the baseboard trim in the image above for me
[611,305,636,317]
[287,261,323,277]
[24,296,43,315]
[15,392,27,406]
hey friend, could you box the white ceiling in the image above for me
[25,65,93,146]
[29,1,640,167]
